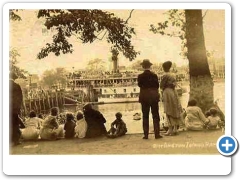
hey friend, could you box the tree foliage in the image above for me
[9,48,28,79]
[130,60,142,70]
[10,48,20,65]
[150,9,209,59]
[9,9,22,21]
[37,9,139,61]
[150,10,187,57]
[9,10,28,79]
[41,67,68,89]
[86,58,106,72]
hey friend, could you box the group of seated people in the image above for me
[20,98,224,142]
[181,99,225,131]
[20,104,128,141]
[162,98,224,135]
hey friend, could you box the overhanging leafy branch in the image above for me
[37,9,139,61]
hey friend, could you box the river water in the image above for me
[64,81,225,134]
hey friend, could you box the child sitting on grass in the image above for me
[64,112,76,139]
[107,112,127,138]
[205,108,223,130]
[75,111,88,138]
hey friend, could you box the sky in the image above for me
[9,9,225,77]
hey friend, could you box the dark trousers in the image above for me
[141,102,160,137]
[10,113,21,144]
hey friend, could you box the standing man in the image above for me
[137,59,162,139]
[9,72,23,146]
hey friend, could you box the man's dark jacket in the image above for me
[137,70,160,103]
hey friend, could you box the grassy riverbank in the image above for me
[10,129,223,155]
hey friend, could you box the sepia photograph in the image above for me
[3,2,232,176]
[8,7,227,154]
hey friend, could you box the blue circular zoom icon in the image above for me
[217,135,238,156]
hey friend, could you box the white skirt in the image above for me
[75,120,87,138]
[21,127,39,140]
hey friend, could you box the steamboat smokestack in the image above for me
[111,49,119,73]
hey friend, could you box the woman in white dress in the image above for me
[185,99,208,130]
[75,111,87,138]
[40,107,64,140]
[21,111,41,140]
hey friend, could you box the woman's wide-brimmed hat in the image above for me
[140,59,153,67]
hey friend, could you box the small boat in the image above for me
[133,113,141,120]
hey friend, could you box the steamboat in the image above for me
[66,72,184,104]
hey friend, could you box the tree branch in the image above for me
[175,11,185,23]
[94,9,134,42]
[97,31,108,40]
[125,9,134,24]
[202,10,208,19]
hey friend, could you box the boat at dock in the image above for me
[67,72,184,104]
[97,86,139,103]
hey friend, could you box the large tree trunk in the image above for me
[185,10,214,113]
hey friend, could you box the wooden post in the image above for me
[56,92,59,108]
[43,98,46,113]
[47,94,51,109]
[29,99,32,111]
[59,93,62,108]
[38,97,42,113]
[34,99,38,113]
[51,94,54,107]
[60,93,63,108]
[63,94,65,106]
[49,94,51,108]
